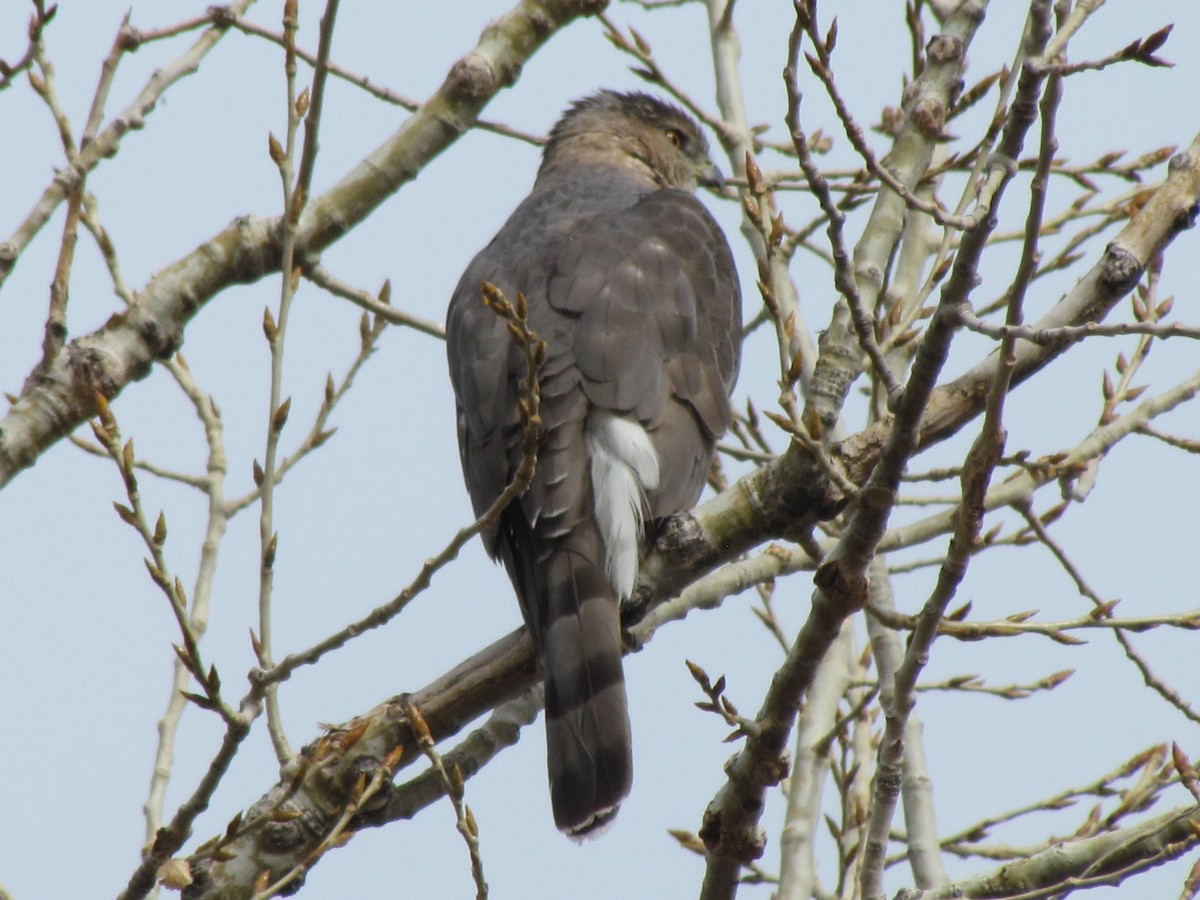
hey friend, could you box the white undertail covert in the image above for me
[585,410,660,599]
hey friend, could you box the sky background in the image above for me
[2,1,1199,898]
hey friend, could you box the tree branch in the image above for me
[894,804,1200,899]
[0,0,607,489]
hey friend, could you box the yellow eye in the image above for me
[667,128,685,149]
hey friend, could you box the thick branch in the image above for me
[895,804,1200,899]
[837,133,1200,484]
[181,628,536,899]
[807,0,987,432]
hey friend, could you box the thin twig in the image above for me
[36,188,81,373]
[785,18,904,425]
[143,355,233,844]
[1013,502,1200,725]
[0,0,259,287]
[0,0,55,92]
[255,283,544,687]
[305,263,446,338]
[223,13,543,146]
[801,49,973,232]
[256,0,305,765]
[407,701,489,899]
[295,0,340,198]
[954,309,1199,344]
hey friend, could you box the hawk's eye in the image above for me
[666,128,686,149]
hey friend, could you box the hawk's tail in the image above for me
[539,544,632,837]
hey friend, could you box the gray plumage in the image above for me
[446,91,741,836]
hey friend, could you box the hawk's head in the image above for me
[539,90,722,191]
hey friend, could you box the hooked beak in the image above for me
[697,159,725,191]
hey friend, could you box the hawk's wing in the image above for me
[546,188,741,518]
[448,181,740,542]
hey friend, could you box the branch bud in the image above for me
[267,132,285,165]
[272,397,291,433]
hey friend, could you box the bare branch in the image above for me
[0,0,258,288]
[0,0,55,93]
[894,804,1200,899]
[254,0,306,765]
[255,284,544,689]
[224,12,545,145]
[0,0,606,488]
[954,309,1200,344]
[803,0,987,435]
[406,700,489,900]
[305,264,446,338]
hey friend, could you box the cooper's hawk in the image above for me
[446,91,741,836]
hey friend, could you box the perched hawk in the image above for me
[446,91,741,836]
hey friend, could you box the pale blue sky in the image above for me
[2,2,1198,898]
